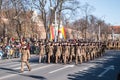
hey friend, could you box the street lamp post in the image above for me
[98,24,101,47]
[112,28,114,41]
[54,8,57,42]
[98,24,101,48]
[50,7,58,42]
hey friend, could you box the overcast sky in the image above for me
[80,0,120,26]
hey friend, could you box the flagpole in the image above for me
[99,25,101,48]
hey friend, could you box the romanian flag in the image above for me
[50,25,55,40]
[58,26,66,39]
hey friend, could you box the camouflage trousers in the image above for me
[48,52,53,63]
[75,55,82,65]
[55,52,61,63]
[63,53,69,64]
[21,61,31,72]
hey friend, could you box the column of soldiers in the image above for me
[106,41,120,50]
[37,40,107,65]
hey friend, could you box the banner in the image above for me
[58,26,66,40]
[50,25,55,40]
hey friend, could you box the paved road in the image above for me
[0,50,120,80]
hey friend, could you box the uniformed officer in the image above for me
[118,41,120,49]
[69,43,75,63]
[75,43,82,64]
[89,43,94,60]
[20,43,31,72]
[61,42,65,63]
[39,42,46,63]
[96,42,102,58]
[85,43,91,61]
[81,43,87,62]
[98,42,103,57]
[63,42,70,64]
[116,41,118,49]
[47,42,54,63]
[91,42,96,60]
[55,42,62,63]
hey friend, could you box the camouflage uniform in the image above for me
[85,43,91,61]
[106,41,110,50]
[96,43,102,57]
[89,43,94,60]
[107,41,111,49]
[55,43,62,63]
[62,42,70,64]
[20,46,31,72]
[69,43,75,63]
[118,41,120,49]
[110,42,114,49]
[47,42,54,63]
[39,43,46,63]
[99,43,104,57]
[91,43,96,60]
[115,41,119,49]
[75,43,82,64]
[81,44,87,62]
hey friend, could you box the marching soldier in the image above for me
[91,42,96,60]
[107,41,110,49]
[75,43,82,64]
[55,42,62,63]
[101,42,106,56]
[98,43,103,57]
[88,43,93,60]
[62,42,70,64]
[69,43,75,63]
[106,41,110,50]
[39,42,46,63]
[110,41,114,49]
[94,42,98,58]
[47,42,54,64]
[80,43,87,62]
[96,42,102,58]
[85,43,91,61]
[61,42,65,63]
[116,41,119,49]
[118,41,120,49]
[20,43,31,72]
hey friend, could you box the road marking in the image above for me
[7,64,20,68]
[0,63,20,68]
[0,64,54,80]
[14,63,38,69]
[79,64,95,71]
[32,64,54,71]
[0,62,19,66]
[49,65,74,74]
[98,65,114,77]
[1,63,39,69]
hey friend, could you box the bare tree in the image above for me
[80,2,95,40]
[72,18,87,39]
[0,0,2,10]
[31,0,80,40]
[10,0,28,40]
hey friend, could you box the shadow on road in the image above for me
[0,67,19,73]
[67,50,120,80]
[20,74,47,80]
[67,67,101,80]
